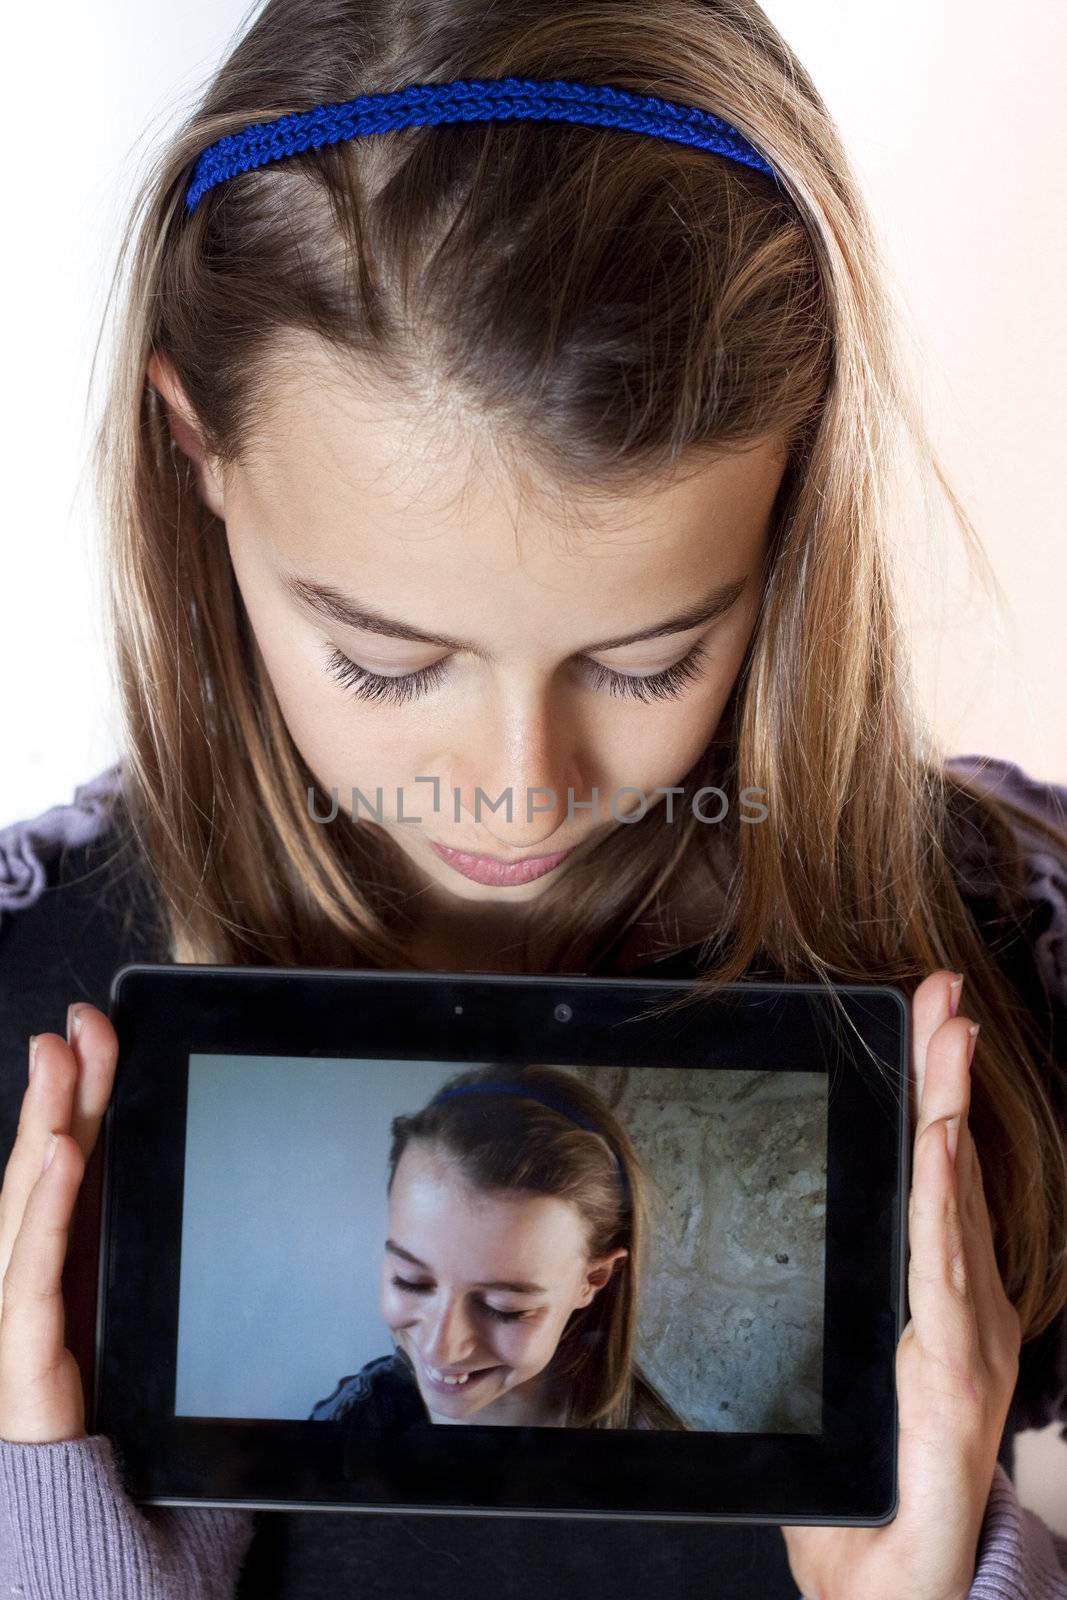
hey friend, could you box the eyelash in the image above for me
[323,639,711,707]
[389,1274,534,1323]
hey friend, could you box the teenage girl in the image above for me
[0,2,1064,1597]
[308,1064,688,1432]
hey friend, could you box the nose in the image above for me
[453,686,587,851]
[419,1294,480,1369]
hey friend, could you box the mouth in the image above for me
[429,840,574,887]
[419,1358,503,1396]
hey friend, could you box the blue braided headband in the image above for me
[185,75,778,212]
[428,1080,632,1208]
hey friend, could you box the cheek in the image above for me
[602,630,755,787]
[221,553,418,798]
[598,698,723,795]
[380,1283,417,1330]
[222,527,433,801]
[264,644,438,809]
[499,1318,557,1369]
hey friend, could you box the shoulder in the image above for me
[644,751,1067,1001]
[0,762,167,977]
[0,764,168,1163]
[0,762,166,951]
[942,752,1067,1017]
[0,763,127,917]
[308,1351,426,1428]
[943,756,1067,1436]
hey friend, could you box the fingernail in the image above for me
[967,1021,980,1065]
[28,1035,40,1078]
[948,974,964,1017]
[42,1134,58,1174]
[66,1004,84,1044]
[945,1116,960,1166]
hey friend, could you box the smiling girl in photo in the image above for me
[0,1,1065,1597]
[309,1065,688,1433]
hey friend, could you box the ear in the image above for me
[146,349,226,520]
[576,1247,628,1307]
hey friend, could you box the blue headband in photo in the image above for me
[185,75,779,211]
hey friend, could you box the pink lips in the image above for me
[429,840,574,886]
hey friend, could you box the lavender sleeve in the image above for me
[0,1434,255,1598]
[970,1466,1067,1598]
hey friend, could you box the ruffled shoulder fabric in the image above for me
[945,752,1067,1013]
[0,763,125,916]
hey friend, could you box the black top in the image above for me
[309,1351,429,1430]
[1,771,1064,1600]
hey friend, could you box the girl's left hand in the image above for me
[781,969,1022,1600]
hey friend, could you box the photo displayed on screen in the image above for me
[175,1056,827,1434]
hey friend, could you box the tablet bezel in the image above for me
[93,965,909,1525]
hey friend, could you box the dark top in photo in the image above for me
[309,1351,429,1430]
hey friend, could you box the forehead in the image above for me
[388,1141,588,1272]
[233,338,785,618]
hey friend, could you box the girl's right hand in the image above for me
[0,1004,118,1443]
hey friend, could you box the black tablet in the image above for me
[93,965,909,1526]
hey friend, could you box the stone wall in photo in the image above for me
[563,1065,827,1433]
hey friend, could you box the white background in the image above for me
[2,0,1065,1528]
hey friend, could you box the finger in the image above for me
[0,1009,117,1265]
[911,1014,976,1335]
[956,1119,1020,1375]
[0,1135,84,1386]
[946,1029,996,1294]
[915,1015,974,1147]
[63,1005,119,1160]
[907,1104,978,1368]
[911,970,963,1123]
[0,1036,78,1288]
[954,1121,991,1309]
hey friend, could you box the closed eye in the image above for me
[389,1274,534,1323]
[323,639,710,707]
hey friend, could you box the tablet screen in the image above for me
[173,1056,827,1436]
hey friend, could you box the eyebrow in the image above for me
[386,1240,547,1296]
[282,571,748,660]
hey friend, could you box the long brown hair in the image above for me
[386,1064,687,1429]
[89,0,1066,1341]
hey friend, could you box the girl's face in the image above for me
[150,340,787,917]
[381,1139,627,1425]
